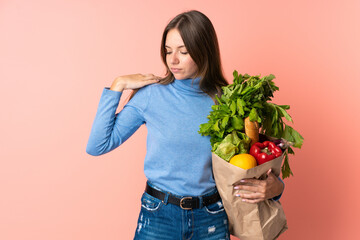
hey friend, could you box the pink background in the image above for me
[1,0,359,239]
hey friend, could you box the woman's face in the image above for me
[165,28,198,80]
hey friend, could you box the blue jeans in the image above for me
[133,182,230,240]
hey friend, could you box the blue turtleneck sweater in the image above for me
[86,78,216,196]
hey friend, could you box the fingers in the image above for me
[112,73,161,91]
[233,174,271,203]
[236,191,264,199]
[139,74,161,87]
[233,169,283,203]
[142,73,161,81]
[140,79,160,87]
[235,178,264,187]
[234,169,274,188]
[234,183,266,202]
[235,191,266,203]
[234,184,260,192]
[129,74,161,89]
[234,185,265,198]
[241,198,264,203]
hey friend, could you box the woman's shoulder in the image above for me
[140,81,172,94]
[128,82,163,103]
[127,83,168,112]
[137,82,164,95]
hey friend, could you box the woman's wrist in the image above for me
[110,77,126,92]
[272,177,284,200]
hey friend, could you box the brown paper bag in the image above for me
[212,153,288,240]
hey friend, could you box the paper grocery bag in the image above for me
[212,153,288,240]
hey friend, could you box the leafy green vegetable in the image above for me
[213,131,251,162]
[199,71,304,178]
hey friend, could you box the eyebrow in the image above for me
[165,45,186,49]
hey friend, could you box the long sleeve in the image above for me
[88,78,219,196]
[86,87,146,156]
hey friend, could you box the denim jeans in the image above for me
[133,182,230,240]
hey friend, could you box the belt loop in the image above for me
[163,192,169,205]
[199,196,203,209]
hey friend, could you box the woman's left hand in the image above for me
[233,169,284,203]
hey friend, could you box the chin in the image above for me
[172,74,185,80]
[173,73,194,80]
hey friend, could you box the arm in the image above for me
[86,74,160,156]
[272,177,284,201]
[86,88,143,156]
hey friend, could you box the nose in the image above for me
[170,52,179,65]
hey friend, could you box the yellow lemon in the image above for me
[229,154,257,169]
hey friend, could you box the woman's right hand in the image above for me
[110,74,161,92]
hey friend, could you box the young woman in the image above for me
[86,10,284,240]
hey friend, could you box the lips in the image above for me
[170,68,182,73]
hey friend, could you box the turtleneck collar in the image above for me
[171,77,203,94]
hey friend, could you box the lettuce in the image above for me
[213,131,251,162]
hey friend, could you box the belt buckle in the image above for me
[180,197,193,210]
